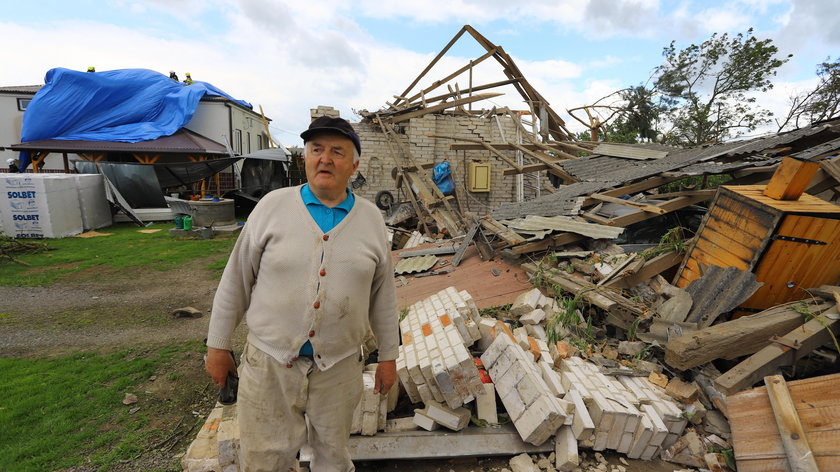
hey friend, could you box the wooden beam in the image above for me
[480,216,525,246]
[451,142,577,153]
[393,26,469,108]
[664,300,834,371]
[509,193,711,255]
[521,262,646,327]
[418,78,520,106]
[763,375,821,472]
[589,193,667,215]
[763,157,821,201]
[509,142,577,184]
[715,306,840,395]
[391,93,504,123]
[452,219,481,267]
[604,250,683,289]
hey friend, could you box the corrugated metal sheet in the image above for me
[502,215,624,239]
[394,255,438,275]
[684,265,763,328]
[680,156,781,175]
[791,136,840,161]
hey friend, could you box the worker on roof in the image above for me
[183,72,194,85]
[169,70,179,82]
[205,116,397,471]
[86,66,95,73]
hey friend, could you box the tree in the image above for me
[568,85,662,143]
[654,28,791,146]
[777,57,840,131]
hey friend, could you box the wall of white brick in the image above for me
[353,114,544,216]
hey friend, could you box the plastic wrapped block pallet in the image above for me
[72,174,112,230]
[0,174,84,238]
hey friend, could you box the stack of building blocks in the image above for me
[480,333,569,446]
[396,288,485,409]
[350,369,389,436]
[557,356,687,460]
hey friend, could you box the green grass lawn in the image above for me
[0,342,208,472]
[0,223,238,286]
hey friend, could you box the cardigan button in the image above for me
[313,301,320,309]
[286,363,293,368]
[309,330,315,337]
[291,357,298,362]
[322,234,329,241]
[319,269,326,276]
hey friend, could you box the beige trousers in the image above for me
[238,342,363,472]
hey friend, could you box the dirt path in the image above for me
[0,261,221,358]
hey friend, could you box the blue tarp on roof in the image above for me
[18,67,252,169]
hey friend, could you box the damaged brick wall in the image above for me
[353,114,539,216]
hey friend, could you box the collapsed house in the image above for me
[183,25,840,472]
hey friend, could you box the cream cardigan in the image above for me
[206,185,398,371]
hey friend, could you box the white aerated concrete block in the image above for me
[425,401,471,431]
[565,389,595,440]
[514,394,566,446]
[476,383,498,424]
[477,317,498,351]
[412,409,439,431]
[524,323,547,341]
[519,308,546,325]
[385,417,419,432]
[539,362,566,397]
[555,425,579,472]
[510,288,544,316]
[509,453,540,472]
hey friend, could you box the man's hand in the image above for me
[205,347,237,387]
[373,360,397,395]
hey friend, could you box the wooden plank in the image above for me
[450,142,577,153]
[604,250,683,289]
[729,185,840,214]
[589,193,667,215]
[592,143,668,160]
[727,373,840,472]
[480,216,525,246]
[521,262,646,326]
[451,219,480,267]
[391,93,504,123]
[715,306,840,395]
[763,157,822,201]
[763,375,821,472]
[663,300,833,370]
[745,215,840,310]
[509,142,577,184]
[511,194,711,256]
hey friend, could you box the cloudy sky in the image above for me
[1,0,837,145]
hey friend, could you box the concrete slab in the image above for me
[301,423,554,462]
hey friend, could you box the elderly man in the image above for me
[205,116,398,472]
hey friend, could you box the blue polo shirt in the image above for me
[298,184,355,356]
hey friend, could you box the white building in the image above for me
[0,82,270,172]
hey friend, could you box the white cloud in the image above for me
[694,7,751,33]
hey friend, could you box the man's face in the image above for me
[304,133,360,200]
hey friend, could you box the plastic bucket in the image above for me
[174,215,184,229]
[183,215,193,231]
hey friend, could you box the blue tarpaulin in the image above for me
[18,67,252,170]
